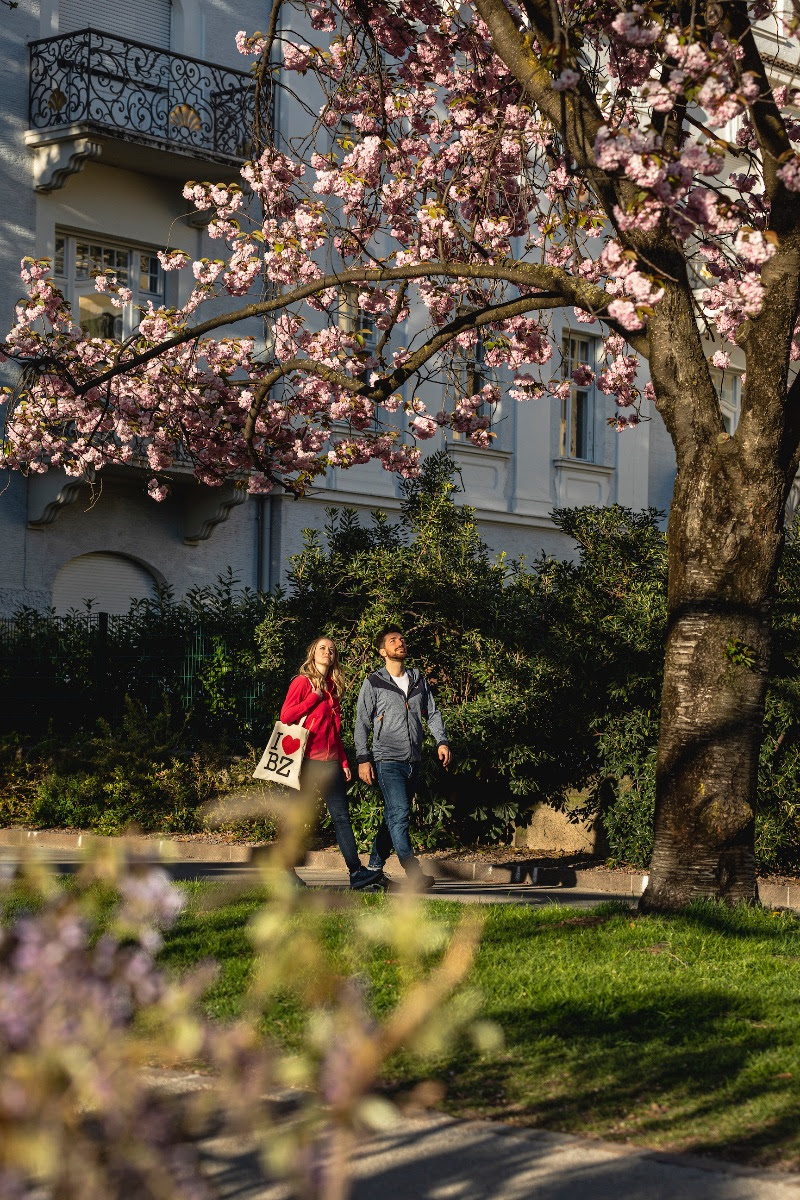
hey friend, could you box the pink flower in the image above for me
[711,350,730,369]
[571,364,595,387]
[608,299,645,330]
[283,41,315,72]
[733,228,776,267]
[552,68,580,91]
[778,156,800,192]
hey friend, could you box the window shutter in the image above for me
[53,553,158,615]
[60,0,172,49]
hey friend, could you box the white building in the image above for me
[0,0,679,617]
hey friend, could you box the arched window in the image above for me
[52,553,159,615]
[60,0,172,49]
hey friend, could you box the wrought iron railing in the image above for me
[29,28,257,161]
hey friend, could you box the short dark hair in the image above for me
[376,624,404,651]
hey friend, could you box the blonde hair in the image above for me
[299,636,345,697]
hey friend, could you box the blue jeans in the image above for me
[302,760,361,874]
[368,761,423,875]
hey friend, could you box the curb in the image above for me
[0,828,252,862]
[1,829,798,909]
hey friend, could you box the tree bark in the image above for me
[641,452,785,911]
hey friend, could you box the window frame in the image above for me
[337,283,377,356]
[54,230,166,341]
[447,337,494,445]
[560,332,598,462]
[711,366,742,434]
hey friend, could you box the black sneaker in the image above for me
[406,872,436,892]
[349,866,388,892]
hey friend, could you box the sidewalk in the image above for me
[1,827,798,910]
[151,1071,800,1198]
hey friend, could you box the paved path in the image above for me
[0,851,632,909]
[168,1086,800,1199]
[298,869,632,909]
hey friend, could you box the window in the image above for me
[448,339,491,443]
[54,232,165,340]
[711,367,742,434]
[60,0,173,49]
[338,285,376,355]
[561,333,596,461]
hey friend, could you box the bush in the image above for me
[269,452,606,848]
[6,455,800,872]
[0,701,276,840]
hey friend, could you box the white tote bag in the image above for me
[253,715,309,790]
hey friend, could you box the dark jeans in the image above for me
[368,761,422,875]
[302,760,361,874]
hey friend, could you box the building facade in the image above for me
[0,0,681,617]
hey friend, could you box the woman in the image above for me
[281,636,385,891]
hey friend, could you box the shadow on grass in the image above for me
[441,976,800,1165]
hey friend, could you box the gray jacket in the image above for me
[354,667,448,764]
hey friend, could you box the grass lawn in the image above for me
[160,888,800,1169]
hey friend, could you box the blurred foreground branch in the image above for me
[0,817,487,1200]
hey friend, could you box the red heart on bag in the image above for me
[282,735,301,756]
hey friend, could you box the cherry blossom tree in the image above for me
[3,0,800,908]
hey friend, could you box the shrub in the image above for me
[6,456,800,871]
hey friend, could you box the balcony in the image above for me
[27,29,259,191]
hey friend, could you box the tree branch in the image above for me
[4,261,646,399]
[472,0,629,220]
[253,0,284,152]
[242,289,587,447]
[726,1,794,202]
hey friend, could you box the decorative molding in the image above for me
[552,457,615,475]
[27,469,88,528]
[24,127,102,192]
[183,482,248,544]
[553,457,615,510]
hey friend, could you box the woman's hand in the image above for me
[343,765,352,782]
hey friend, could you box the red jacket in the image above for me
[280,675,349,770]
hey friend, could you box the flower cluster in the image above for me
[3,1,799,491]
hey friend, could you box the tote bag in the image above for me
[253,715,309,790]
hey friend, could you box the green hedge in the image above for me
[4,452,800,871]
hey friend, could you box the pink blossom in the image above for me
[572,364,595,387]
[711,350,730,369]
[283,41,315,72]
[411,414,439,438]
[611,9,661,46]
[552,68,580,91]
[778,156,800,192]
[608,299,645,330]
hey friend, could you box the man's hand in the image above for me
[358,762,376,785]
[438,744,451,769]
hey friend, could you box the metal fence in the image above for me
[0,612,266,737]
[29,29,256,161]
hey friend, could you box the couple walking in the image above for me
[279,625,451,891]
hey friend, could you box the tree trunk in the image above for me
[641,454,785,912]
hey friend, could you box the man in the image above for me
[355,625,451,889]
